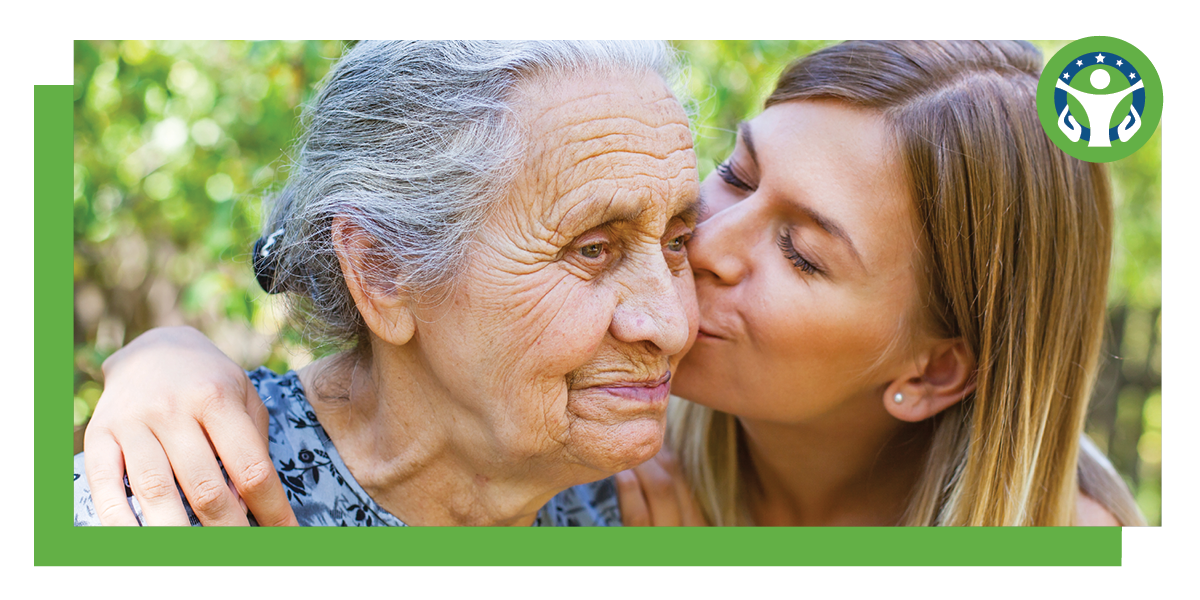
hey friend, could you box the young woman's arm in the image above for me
[83,327,298,526]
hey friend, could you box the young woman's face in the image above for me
[672,99,924,423]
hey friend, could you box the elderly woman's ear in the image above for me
[332,215,417,346]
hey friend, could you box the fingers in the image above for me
[241,383,272,446]
[657,450,709,526]
[203,401,297,527]
[86,326,280,526]
[82,428,140,526]
[619,450,711,527]
[615,469,651,527]
[631,455,683,526]
[120,427,193,526]
[156,422,250,526]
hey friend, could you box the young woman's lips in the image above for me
[588,372,672,402]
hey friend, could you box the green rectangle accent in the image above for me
[49,527,1120,566]
[35,84,76,566]
[35,82,1122,567]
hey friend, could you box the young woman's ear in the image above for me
[883,339,976,422]
[331,215,417,346]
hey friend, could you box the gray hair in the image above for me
[260,40,686,347]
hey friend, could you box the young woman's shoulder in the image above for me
[1076,491,1121,526]
[1075,434,1147,526]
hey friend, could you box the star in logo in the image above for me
[1063,72,1070,79]
[1129,72,1137,79]
[1116,59,1123,67]
[1096,53,1106,63]
[1076,59,1083,66]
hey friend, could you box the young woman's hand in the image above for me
[82,326,297,526]
[615,448,709,526]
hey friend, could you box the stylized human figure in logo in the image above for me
[1056,54,1144,147]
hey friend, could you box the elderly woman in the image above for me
[74,40,700,526]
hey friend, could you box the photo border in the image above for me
[37,78,1123,566]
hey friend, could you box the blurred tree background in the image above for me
[72,40,1162,524]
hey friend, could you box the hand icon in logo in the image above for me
[1058,105,1083,143]
[1118,104,1142,143]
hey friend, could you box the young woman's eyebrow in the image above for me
[738,121,759,165]
[740,120,863,268]
[794,200,863,268]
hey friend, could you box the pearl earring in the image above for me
[893,392,904,404]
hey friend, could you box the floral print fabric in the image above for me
[74,367,622,527]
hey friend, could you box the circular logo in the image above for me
[1036,36,1162,163]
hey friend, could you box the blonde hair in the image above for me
[670,41,1144,526]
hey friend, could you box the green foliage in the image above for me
[671,41,837,177]
[72,41,346,403]
[72,41,1161,524]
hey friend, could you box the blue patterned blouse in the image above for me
[74,367,622,527]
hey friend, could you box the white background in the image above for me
[5,1,1194,596]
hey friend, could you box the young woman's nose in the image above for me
[687,195,756,286]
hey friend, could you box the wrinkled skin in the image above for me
[403,69,700,480]
[82,67,701,527]
[297,68,702,524]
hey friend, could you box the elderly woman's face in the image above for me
[412,69,699,477]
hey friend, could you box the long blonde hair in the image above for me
[670,40,1144,526]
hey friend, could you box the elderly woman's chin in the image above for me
[568,412,667,476]
[560,385,671,475]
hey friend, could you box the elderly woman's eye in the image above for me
[580,243,605,259]
[665,234,689,252]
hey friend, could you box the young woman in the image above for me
[82,40,1144,526]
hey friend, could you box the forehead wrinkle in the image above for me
[524,85,684,131]
[548,148,694,198]
[537,123,694,188]
[543,150,694,217]
[535,147,693,241]
[541,125,695,168]
[509,71,694,248]
[543,186,653,244]
[534,168,696,247]
[527,120,692,189]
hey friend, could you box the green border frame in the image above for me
[36,83,1122,566]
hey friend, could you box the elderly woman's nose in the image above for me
[609,261,691,356]
[688,199,752,286]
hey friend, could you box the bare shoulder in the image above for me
[1075,491,1121,526]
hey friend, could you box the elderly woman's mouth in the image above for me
[575,372,672,403]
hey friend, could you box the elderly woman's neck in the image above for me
[297,348,573,526]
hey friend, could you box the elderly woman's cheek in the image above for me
[484,287,619,461]
[532,277,616,360]
[674,266,700,364]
